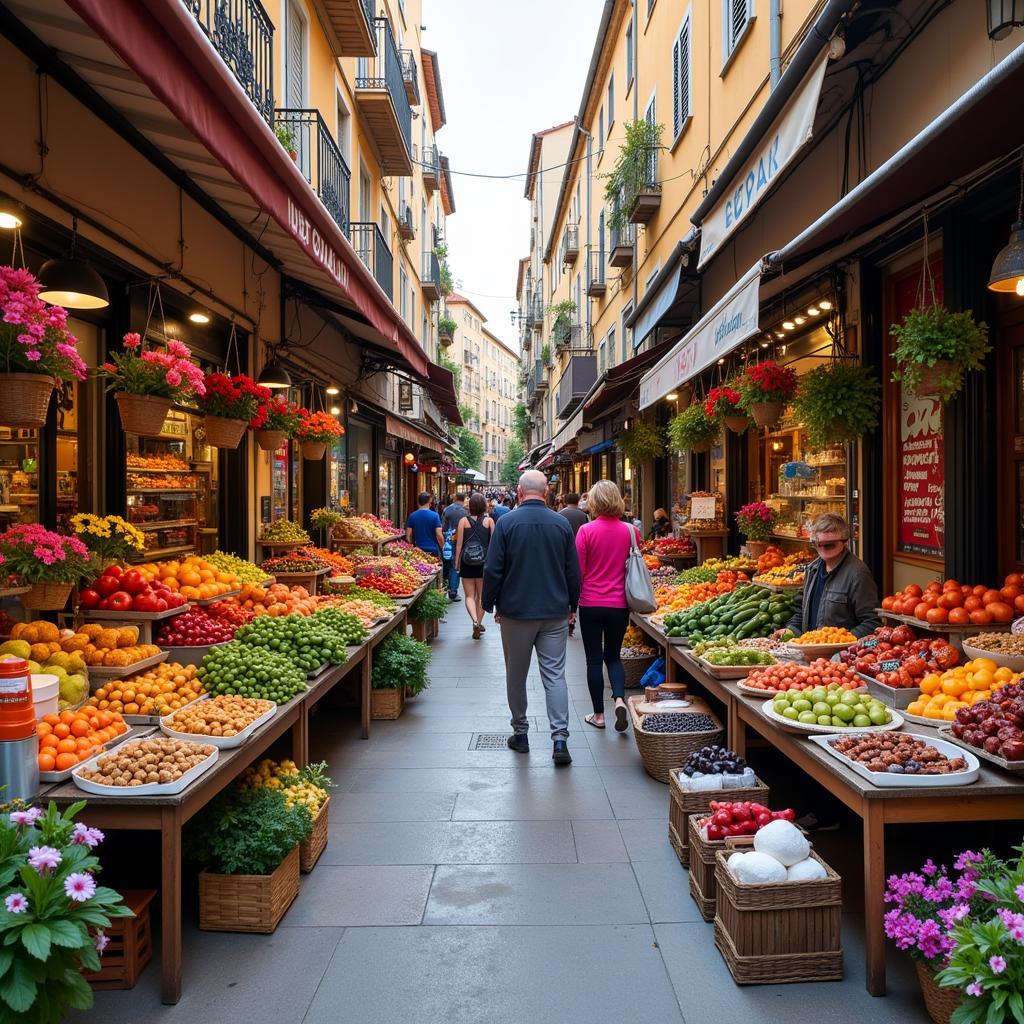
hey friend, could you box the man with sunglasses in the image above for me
[785,513,880,639]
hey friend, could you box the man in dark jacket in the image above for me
[483,470,581,765]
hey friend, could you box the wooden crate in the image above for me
[84,889,155,991]
[371,687,405,720]
[687,813,722,921]
[199,846,300,933]
[300,798,330,873]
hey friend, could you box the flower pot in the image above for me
[19,581,73,610]
[724,414,750,434]
[915,962,961,1024]
[745,540,769,557]
[203,415,248,449]
[371,687,405,720]
[0,373,55,429]
[115,392,171,438]
[911,359,959,399]
[750,401,783,429]
[199,846,300,934]
[301,441,327,461]
[691,440,713,453]
[255,429,287,452]
[439,333,453,347]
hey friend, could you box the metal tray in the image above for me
[936,727,1024,772]
[159,695,276,749]
[808,732,979,787]
[157,641,231,668]
[82,603,192,622]
[86,651,169,680]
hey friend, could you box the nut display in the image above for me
[163,695,274,736]
[828,734,968,775]
[964,633,1024,656]
[76,736,215,787]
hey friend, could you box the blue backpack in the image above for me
[442,528,455,561]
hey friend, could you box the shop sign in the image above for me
[690,496,717,520]
[287,197,342,284]
[898,390,944,557]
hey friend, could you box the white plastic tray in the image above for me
[809,732,979,786]
[71,739,219,795]
[39,726,146,783]
[760,698,903,735]
[736,680,866,697]
[159,695,276,749]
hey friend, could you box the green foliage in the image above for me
[604,119,664,232]
[890,304,990,402]
[502,438,525,485]
[437,247,454,297]
[451,426,483,470]
[437,316,456,338]
[408,587,450,622]
[438,350,461,394]
[617,418,665,462]
[512,403,529,445]
[540,344,552,367]
[309,507,344,532]
[274,123,296,151]
[371,632,431,694]
[792,361,881,450]
[668,403,720,451]
[458,404,475,424]
[546,299,577,318]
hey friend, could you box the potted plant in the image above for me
[890,305,990,402]
[371,631,430,718]
[252,394,304,451]
[437,316,456,346]
[668,403,720,453]
[0,266,88,429]
[0,801,133,1024]
[98,332,206,437]
[736,360,800,429]
[407,586,449,645]
[792,361,881,450]
[704,383,748,433]
[69,513,146,573]
[186,786,312,933]
[198,372,269,449]
[0,524,91,609]
[295,410,344,461]
[309,507,344,546]
[275,123,298,161]
[604,119,664,231]
[548,300,577,351]
[734,501,777,556]
[541,343,552,368]
[617,418,665,463]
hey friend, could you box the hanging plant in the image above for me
[889,304,990,402]
[252,394,305,451]
[540,344,552,367]
[668,403,720,453]
[604,119,664,232]
[792,361,881,450]
[704,382,748,433]
[736,360,799,429]
[617,419,665,462]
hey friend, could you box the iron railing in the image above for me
[401,48,419,103]
[186,0,274,125]
[356,19,412,157]
[529,288,544,326]
[561,223,579,264]
[274,109,350,233]
[534,359,548,393]
[361,0,376,34]
[587,246,606,286]
[421,250,441,293]
[349,222,393,300]
[420,143,439,185]
[552,316,584,352]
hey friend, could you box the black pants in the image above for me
[578,605,630,714]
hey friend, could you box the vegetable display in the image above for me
[881,576,1022,625]
[197,643,307,704]
[663,585,797,641]
[770,685,893,728]
[241,758,332,814]
[700,801,796,841]
[234,614,350,673]
[204,551,270,584]
[742,660,863,694]
[694,641,775,667]
[371,632,431,695]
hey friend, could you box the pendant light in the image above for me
[257,355,292,389]
[38,216,109,309]
[989,156,1024,296]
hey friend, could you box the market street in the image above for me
[90,623,930,1024]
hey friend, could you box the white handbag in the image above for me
[624,523,657,613]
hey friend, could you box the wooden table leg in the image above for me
[361,651,371,740]
[292,704,308,767]
[160,806,183,1005]
[863,799,887,996]
[728,699,746,758]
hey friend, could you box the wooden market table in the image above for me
[329,531,403,554]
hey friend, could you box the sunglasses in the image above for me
[814,539,844,552]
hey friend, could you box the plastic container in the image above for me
[0,659,39,801]
[30,673,59,719]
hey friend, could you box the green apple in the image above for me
[833,703,855,722]
[782,707,800,720]
[868,707,890,726]
[792,699,812,713]
[798,711,819,725]
[853,714,871,728]
[818,715,833,726]
[812,701,831,717]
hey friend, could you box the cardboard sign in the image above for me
[690,496,717,520]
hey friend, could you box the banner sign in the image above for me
[898,391,944,557]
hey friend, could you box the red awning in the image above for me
[584,342,673,419]
[423,363,463,426]
[385,415,446,452]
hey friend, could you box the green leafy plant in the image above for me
[437,316,456,338]
[371,632,431,695]
[668,403,720,451]
[604,119,663,232]
[309,507,344,532]
[792,361,881,449]
[617,418,665,462]
[451,426,482,470]
[437,245,454,297]
[274,124,297,152]
[502,438,525,485]
[540,344,552,367]
[512,403,529,445]
[408,587,450,622]
[890,305,990,402]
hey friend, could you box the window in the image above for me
[599,340,606,372]
[622,304,633,359]
[607,326,616,368]
[673,11,692,139]
[399,267,407,319]
[607,72,614,127]
[598,106,604,155]
[626,21,634,86]
[598,210,606,270]
[723,0,754,66]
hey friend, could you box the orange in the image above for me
[59,710,76,724]
[69,719,90,737]
[42,713,60,726]
[36,721,52,737]
[40,733,59,750]
[56,738,77,754]
[38,752,56,772]
[53,723,71,739]
[55,752,78,771]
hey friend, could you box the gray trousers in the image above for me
[499,616,570,741]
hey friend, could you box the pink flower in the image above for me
[24,348,41,361]
[27,845,61,872]
[9,807,43,826]
[1015,884,1024,902]
[165,369,181,387]
[95,931,110,954]
[72,822,104,848]
[989,955,1007,974]
[966,981,984,998]
[122,332,141,349]
[64,872,96,902]
[4,893,28,914]
[166,339,190,358]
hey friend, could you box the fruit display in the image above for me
[78,565,189,613]
[699,801,796,840]
[680,745,749,778]
[127,453,188,471]
[2,635,90,708]
[640,712,718,733]
[653,579,739,617]
[663,585,797,641]
[261,554,328,575]
[700,556,758,574]
[259,519,311,544]
[126,471,197,490]
[87,662,205,716]
[154,607,237,647]
[357,572,419,597]
[838,625,960,688]
[755,545,787,573]
[742,660,864,694]
[880,576,1022,626]
[652,536,696,556]
[728,819,825,883]
[332,512,394,542]
[673,565,722,585]
[37,708,128,773]
[337,585,397,611]
[306,607,368,647]
[203,600,254,629]
[950,682,1024,761]
[964,633,1024,656]
[233,613,350,673]
[240,757,331,814]
[643,554,661,571]
[59,624,161,668]
[296,547,354,576]
[75,736,215,788]
[315,597,388,629]
[204,550,271,585]
[621,624,657,658]
[233,582,319,616]
[197,642,307,704]
[162,694,274,737]
[908,659,1016,720]
[769,685,894,728]
[792,627,856,645]
[828,734,968,775]
[6,620,65,662]
[134,556,241,602]
[753,564,807,587]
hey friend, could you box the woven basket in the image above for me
[629,695,724,784]
[725,414,750,433]
[750,401,783,429]
[19,582,73,610]
[301,441,327,460]
[913,359,958,399]
[255,429,287,451]
[203,415,248,449]
[371,686,405,720]
[622,654,656,689]
[916,961,961,1024]
[199,845,299,933]
[114,393,170,438]
[687,814,723,920]
[0,373,55,428]
[300,798,329,873]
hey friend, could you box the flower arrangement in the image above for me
[704,384,744,422]
[617,419,665,463]
[252,394,305,434]
[734,501,776,542]
[0,800,132,1024]
[69,513,145,565]
[0,524,91,585]
[736,360,799,409]
[199,372,269,423]
[309,508,344,532]
[97,332,205,400]
[295,410,344,444]
[668,403,720,452]
[792,361,881,450]
[0,266,88,382]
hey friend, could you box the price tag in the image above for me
[879,659,900,672]
[861,638,879,649]
[690,496,717,520]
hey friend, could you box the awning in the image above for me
[550,406,585,455]
[586,341,673,420]
[628,231,699,345]
[537,452,555,471]
[423,363,463,425]
[385,415,446,452]
[581,439,615,456]
[639,261,762,409]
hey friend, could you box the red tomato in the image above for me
[77,588,101,609]
[948,607,970,625]
[972,585,988,597]
[926,581,942,594]
[964,596,983,612]
[982,589,1003,606]
[943,579,961,591]
[938,590,963,609]
[120,570,147,595]
[914,602,930,620]
[133,593,160,613]
[1015,595,1024,615]
[1005,573,1023,588]
[108,591,134,612]
[969,608,993,625]
[906,584,923,598]
[999,585,1021,602]
[987,601,1014,623]
[94,575,121,597]
[925,607,949,624]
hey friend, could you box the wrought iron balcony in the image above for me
[186,0,274,125]
[529,288,544,327]
[609,218,636,268]
[397,200,415,240]
[552,316,583,353]
[421,143,439,192]
[421,250,441,301]
[401,49,420,105]
[534,359,549,395]
[628,146,662,225]
[349,221,392,300]
[561,224,579,265]
[355,19,413,175]
[587,247,606,297]
[274,108,350,233]
[557,352,598,419]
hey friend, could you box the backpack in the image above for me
[461,516,488,566]
[442,528,454,561]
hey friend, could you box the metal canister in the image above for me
[0,658,39,802]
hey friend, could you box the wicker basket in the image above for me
[19,582,73,611]
[115,392,171,437]
[686,814,727,920]
[371,686,405,720]
[622,654,656,689]
[667,770,768,868]
[84,889,155,990]
[203,414,248,449]
[750,401,784,430]
[629,695,724,784]
[916,961,961,1024]
[254,429,287,451]
[301,441,327,460]
[199,845,299,933]
[300,798,329,873]
[0,373,55,428]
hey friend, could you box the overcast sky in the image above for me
[425,0,603,352]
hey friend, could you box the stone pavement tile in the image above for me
[631,859,704,923]
[570,819,629,863]
[321,820,578,865]
[340,764,609,794]
[423,863,649,925]
[91,926,343,1024]
[328,741,599,770]
[451,785,615,822]
[283,865,434,926]
[576,722,643,765]
[329,791,457,822]
[302,924,683,1024]
[358,714,541,733]
[598,765,673,818]
[617,817,679,862]
[654,918,930,1023]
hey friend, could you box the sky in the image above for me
[424,0,603,353]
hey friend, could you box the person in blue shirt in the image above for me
[405,491,443,556]
[490,498,510,521]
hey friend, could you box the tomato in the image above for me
[926,581,942,594]
[120,570,147,595]
[107,591,134,612]
[881,596,895,611]
[914,602,930,620]
[972,585,988,597]
[969,608,993,625]
[943,579,960,591]
[925,607,949,624]
[1005,573,1023,588]
[1015,595,1024,615]
[938,590,963,609]
[999,585,1021,602]
[102,564,124,579]
[906,584,923,598]
[78,588,101,609]
[987,601,1014,623]
[964,596,983,612]
[94,574,121,597]
[982,589,1003,606]
[948,607,970,625]
[133,593,160,613]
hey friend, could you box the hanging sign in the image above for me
[898,391,944,557]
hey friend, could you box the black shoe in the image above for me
[507,734,529,753]
[552,740,572,766]
[449,593,460,602]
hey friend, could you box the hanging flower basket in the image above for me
[724,415,749,433]
[255,429,287,451]
[749,401,783,429]
[198,372,269,449]
[301,441,327,461]
[114,392,171,437]
[912,359,959,399]
[0,373,56,429]
[204,415,248,449]
[737,361,798,430]
[295,410,343,462]
[19,581,74,611]
[745,540,769,557]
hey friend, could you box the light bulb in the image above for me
[760,341,769,348]
[188,310,210,324]
[807,306,820,316]
[794,316,806,325]
[819,299,832,310]
[782,321,795,331]
[666,392,678,401]
[326,385,340,395]
[0,212,22,230]
[1017,278,1024,297]
[330,405,341,415]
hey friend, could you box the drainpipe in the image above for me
[769,0,782,89]
[579,124,593,345]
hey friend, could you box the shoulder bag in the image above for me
[624,523,656,613]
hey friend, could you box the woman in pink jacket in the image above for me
[575,479,640,732]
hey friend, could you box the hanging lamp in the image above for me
[258,356,292,389]
[38,216,109,309]
[988,157,1024,296]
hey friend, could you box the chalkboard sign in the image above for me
[260,496,271,523]
[879,659,900,672]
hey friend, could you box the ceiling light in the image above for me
[188,309,211,324]
[782,321,795,331]
[326,385,340,395]
[330,405,341,416]
[257,358,292,389]
[794,316,806,325]
[0,211,22,230]
[760,341,769,349]
[38,218,109,309]
[989,160,1024,296]
[807,306,820,316]
[717,358,725,365]
[775,331,784,339]
[666,391,678,401]
[818,299,832,310]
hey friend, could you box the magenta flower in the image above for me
[72,822,104,848]
[4,893,28,914]
[9,807,43,826]
[165,369,182,387]
[122,331,141,349]
[95,931,109,954]
[27,845,61,873]
[989,955,1007,974]
[966,981,985,997]
[64,872,96,902]
[1015,883,1024,903]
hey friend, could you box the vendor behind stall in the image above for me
[648,508,672,540]
[786,513,880,638]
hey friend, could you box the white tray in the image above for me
[159,695,276,749]
[809,732,980,787]
[737,679,866,697]
[961,640,1024,672]
[39,726,145,783]
[786,640,857,660]
[71,740,219,795]
[82,603,192,622]
[86,651,168,680]
[937,727,1024,772]
[760,698,903,735]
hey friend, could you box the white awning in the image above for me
[639,261,762,410]
[550,406,585,454]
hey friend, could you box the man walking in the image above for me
[483,470,581,766]
[441,492,468,601]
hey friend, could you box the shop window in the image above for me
[378,457,396,524]
[0,428,38,527]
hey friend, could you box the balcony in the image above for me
[318,0,377,55]
[561,224,579,266]
[528,288,544,327]
[609,220,635,268]
[397,200,415,240]
[401,49,420,105]
[628,146,662,225]
[420,144,439,192]
[186,0,274,125]
[557,353,598,419]
[534,359,549,396]
[421,250,441,301]
[274,109,350,233]
[355,19,413,176]
[349,222,393,300]
[552,316,583,353]
[587,247,606,297]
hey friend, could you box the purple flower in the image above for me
[72,822,105,848]
[966,980,985,998]
[954,851,982,871]
[27,846,61,873]
[922,859,939,878]
[1015,883,1024,903]
[64,872,96,902]
[95,931,109,954]
[989,955,1007,974]
[9,807,43,826]
[4,893,28,914]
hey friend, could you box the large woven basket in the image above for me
[300,798,329,873]
[199,845,299,933]
[371,686,405,720]
[0,373,55,428]
[916,961,961,1024]
[622,653,656,689]
[629,695,724,784]
[203,414,248,449]
[115,392,170,438]
[19,582,73,611]
[254,428,286,451]
[301,441,327,461]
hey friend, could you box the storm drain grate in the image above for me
[470,733,513,750]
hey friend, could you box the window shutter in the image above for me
[730,0,748,52]
[672,37,680,137]
[286,2,303,108]
[678,19,690,126]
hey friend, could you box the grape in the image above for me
[642,713,718,733]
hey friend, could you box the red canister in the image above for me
[0,659,40,800]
